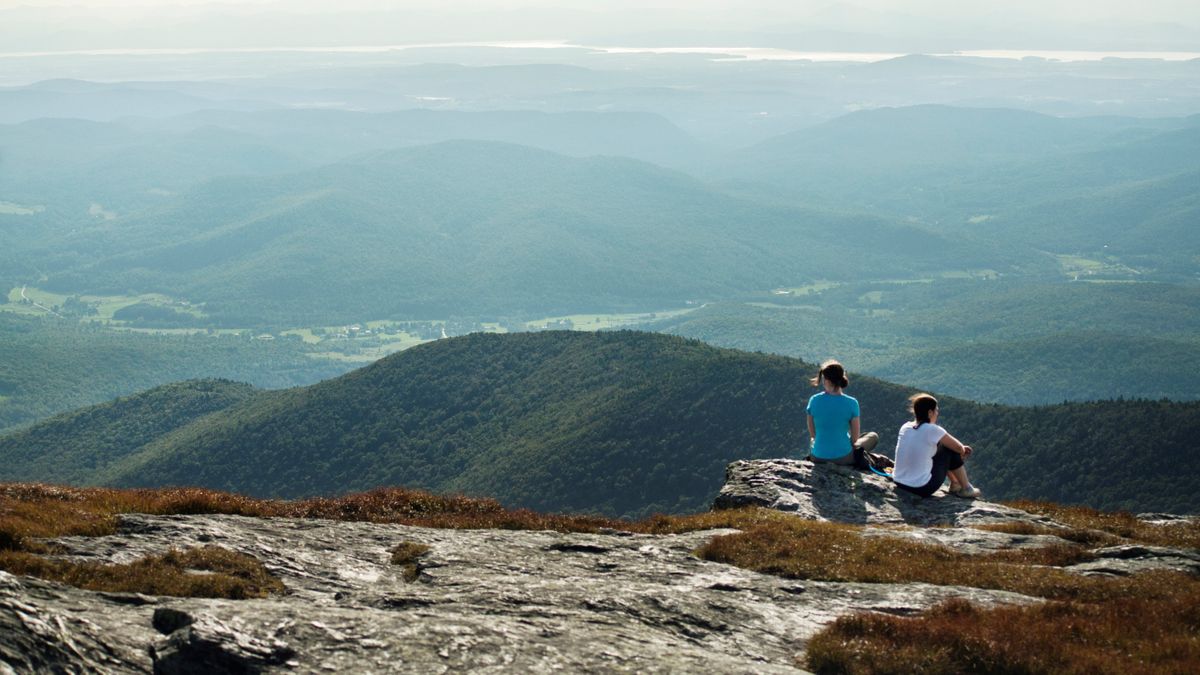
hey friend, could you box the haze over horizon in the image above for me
[2,0,1198,56]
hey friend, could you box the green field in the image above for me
[772,282,840,296]
[2,286,207,321]
[3,289,696,361]
[0,201,44,215]
[280,328,322,344]
[112,327,244,337]
[1055,254,1141,279]
[771,271,999,299]
[296,309,698,362]
[523,308,696,331]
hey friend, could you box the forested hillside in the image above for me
[3,331,1197,516]
[0,379,260,484]
[0,314,348,432]
[642,281,1200,404]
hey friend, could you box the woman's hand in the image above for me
[962,445,973,457]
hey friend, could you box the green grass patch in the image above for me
[773,281,841,296]
[19,286,68,307]
[281,328,322,344]
[745,302,823,310]
[1056,254,1140,279]
[0,302,45,317]
[306,350,385,363]
[939,268,999,280]
[0,201,44,216]
[2,287,207,322]
[524,308,696,331]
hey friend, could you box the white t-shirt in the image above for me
[892,421,948,488]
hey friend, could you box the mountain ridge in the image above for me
[4,330,1198,517]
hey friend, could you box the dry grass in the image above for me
[0,482,790,543]
[390,541,432,565]
[390,541,431,582]
[807,577,1200,675]
[970,520,1123,547]
[5,480,1200,673]
[0,483,795,600]
[689,518,1172,602]
[1002,499,1200,549]
[0,545,283,599]
[0,483,627,545]
[0,483,624,597]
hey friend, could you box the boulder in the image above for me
[713,458,1054,527]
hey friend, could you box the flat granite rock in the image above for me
[1,513,1036,674]
[3,461,1196,672]
[713,458,1060,528]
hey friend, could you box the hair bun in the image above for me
[811,359,850,389]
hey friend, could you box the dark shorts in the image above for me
[895,444,964,498]
[811,432,878,467]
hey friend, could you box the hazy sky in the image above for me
[3,0,1198,23]
[1,1,1196,53]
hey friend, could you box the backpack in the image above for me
[857,449,895,478]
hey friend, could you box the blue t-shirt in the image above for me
[806,392,860,459]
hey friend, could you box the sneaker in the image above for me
[951,485,982,499]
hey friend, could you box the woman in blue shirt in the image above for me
[806,360,877,465]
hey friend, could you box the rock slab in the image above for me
[714,458,1055,527]
[1,512,1034,674]
[3,460,1196,672]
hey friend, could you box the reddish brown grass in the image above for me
[390,541,432,582]
[971,521,1122,547]
[692,518,1137,601]
[0,545,283,599]
[807,575,1200,675]
[0,483,627,544]
[1002,499,1200,549]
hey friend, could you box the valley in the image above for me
[2,32,1198,525]
[2,6,1199,671]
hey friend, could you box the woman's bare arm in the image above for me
[940,431,973,456]
[849,417,860,446]
[807,414,815,447]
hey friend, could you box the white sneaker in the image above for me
[951,485,982,499]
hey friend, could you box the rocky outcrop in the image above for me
[714,458,1054,527]
[2,512,1037,674]
[714,458,1200,571]
[2,461,1195,672]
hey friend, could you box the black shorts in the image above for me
[895,445,964,498]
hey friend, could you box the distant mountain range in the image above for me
[34,140,1009,325]
[3,331,1197,517]
[716,106,1200,274]
[2,103,1198,429]
[641,281,1200,405]
[7,106,1197,321]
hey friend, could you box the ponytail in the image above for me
[909,393,937,428]
[810,360,849,389]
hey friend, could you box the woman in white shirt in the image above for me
[892,393,981,499]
